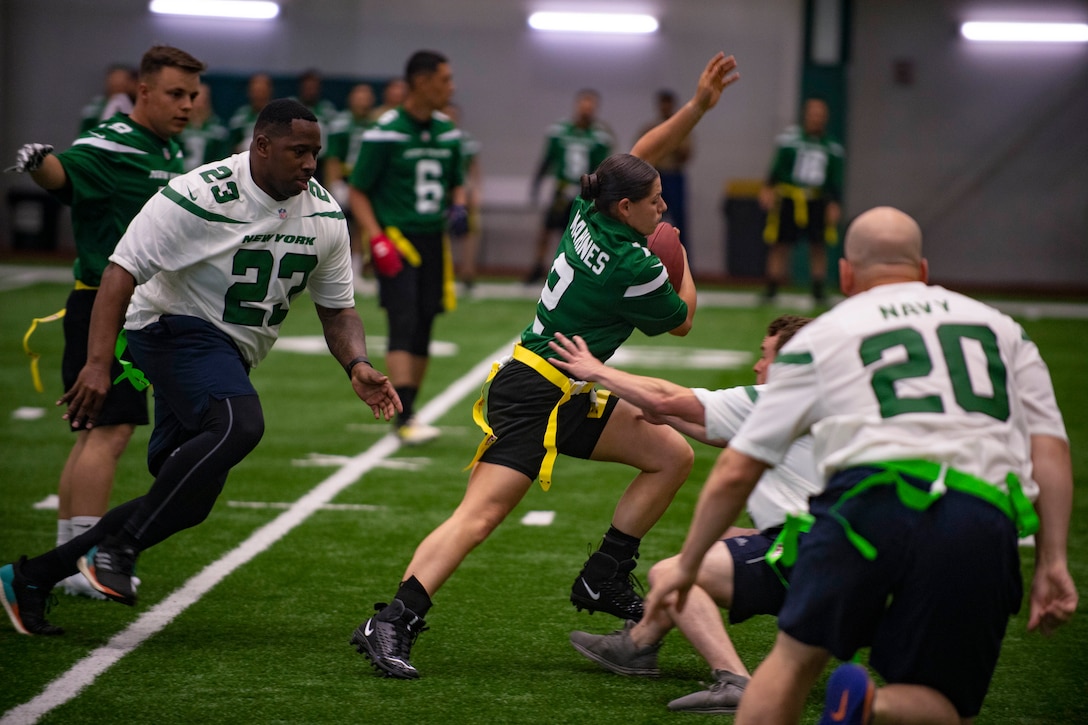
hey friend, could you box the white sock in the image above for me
[70,515,101,540]
[57,518,72,547]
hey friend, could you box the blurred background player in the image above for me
[7,45,205,600]
[526,88,614,284]
[638,89,693,259]
[759,96,844,305]
[78,63,138,133]
[179,83,229,172]
[228,72,273,153]
[370,78,407,122]
[293,68,338,185]
[349,50,466,444]
[326,82,376,288]
[443,102,483,291]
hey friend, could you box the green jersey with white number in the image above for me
[349,108,464,235]
[765,126,845,201]
[520,197,687,362]
[538,120,614,190]
[111,151,353,368]
[52,113,185,286]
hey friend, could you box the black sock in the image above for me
[812,279,825,300]
[764,281,779,297]
[598,526,641,562]
[395,575,432,617]
[395,386,418,427]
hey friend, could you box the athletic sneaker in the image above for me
[0,557,63,636]
[350,599,428,679]
[396,419,440,446]
[571,551,644,620]
[667,669,749,713]
[78,537,138,606]
[818,663,875,725]
[58,572,106,600]
[569,620,660,677]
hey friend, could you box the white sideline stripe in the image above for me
[520,510,556,526]
[225,501,385,512]
[1,336,519,725]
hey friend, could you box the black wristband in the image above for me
[345,356,373,378]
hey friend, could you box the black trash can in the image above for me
[722,180,767,279]
[8,188,62,251]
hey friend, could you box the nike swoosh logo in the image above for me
[830,690,849,721]
[580,577,601,600]
[188,188,198,201]
[364,619,375,636]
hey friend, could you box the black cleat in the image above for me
[350,599,427,679]
[1,557,64,636]
[571,551,644,621]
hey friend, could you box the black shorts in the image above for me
[61,287,149,430]
[477,359,619,481]
[724,528,793,624]
[777,466,1022,717]
[771,197,827,245]
[126,315,257,475]
[544,192,575,231]
[378,232,446,353]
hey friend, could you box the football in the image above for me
[646,222,686,289]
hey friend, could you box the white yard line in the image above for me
[1,337,518,725]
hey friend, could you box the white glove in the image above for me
[8,143,54,173]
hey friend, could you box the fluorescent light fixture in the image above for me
[149,0,280,20]
[528,11,658,34]
[961,21,1088,43]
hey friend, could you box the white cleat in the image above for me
[396,420,440,446]
[59,572,106,600]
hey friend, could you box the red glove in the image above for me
[369,234,403,277]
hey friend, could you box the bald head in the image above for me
[840,206,926,293]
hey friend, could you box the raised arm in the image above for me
[630,52,739,167]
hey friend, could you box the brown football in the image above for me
[646,222,685,289]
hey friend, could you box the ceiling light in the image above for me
[961,21,1088,43]
[528,11,658,34]
[149,0,280,20]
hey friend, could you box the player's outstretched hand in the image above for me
[58,363,113,429]
[642,556,698,622]
[548,332,605,381]
[351,364,402,421]
[693,52,740,114]
[1028,562,1078,636]
[6,143,54,173]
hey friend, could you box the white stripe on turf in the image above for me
[0,337,519,725]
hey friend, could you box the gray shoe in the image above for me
[569,620,661,677]
[667,669,749,713]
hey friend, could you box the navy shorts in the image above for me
[724,529,792,624]
[477,359,619,481]
[61,287,149,429]
[777,466,1022,717]
[126,316,257,474]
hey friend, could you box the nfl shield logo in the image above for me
[278,208,288,219]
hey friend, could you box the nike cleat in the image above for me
[818,663,875,725]
[77,537,139,606]
[1,557,64,636]
[571,551,644,620]
[350,599,427,679]
[667,669,749,713]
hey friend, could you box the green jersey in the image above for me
[350,108,464,235]
[765,126,845,200]
[228,105,259,154]
[521,197,687,361]
[179,114,230,172]
[538,120,614,189]
[326,111,373,175]
[52,113,184,286]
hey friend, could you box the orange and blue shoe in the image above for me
[78,538,138,607]
[818,663,874,725]
[0,557,63,636]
